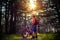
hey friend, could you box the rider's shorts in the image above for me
[32,25,36,32]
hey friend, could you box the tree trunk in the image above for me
[0,1,2,33]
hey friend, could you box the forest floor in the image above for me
[0,33,58,40]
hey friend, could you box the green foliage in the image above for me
[0,33,56,40]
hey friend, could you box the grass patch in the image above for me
[38,34,56,40]
[0,33,56,40]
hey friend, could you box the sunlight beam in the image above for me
[29,0,36,10]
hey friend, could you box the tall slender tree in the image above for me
[0,0,2,33]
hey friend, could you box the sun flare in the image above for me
[29,0,36,10]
